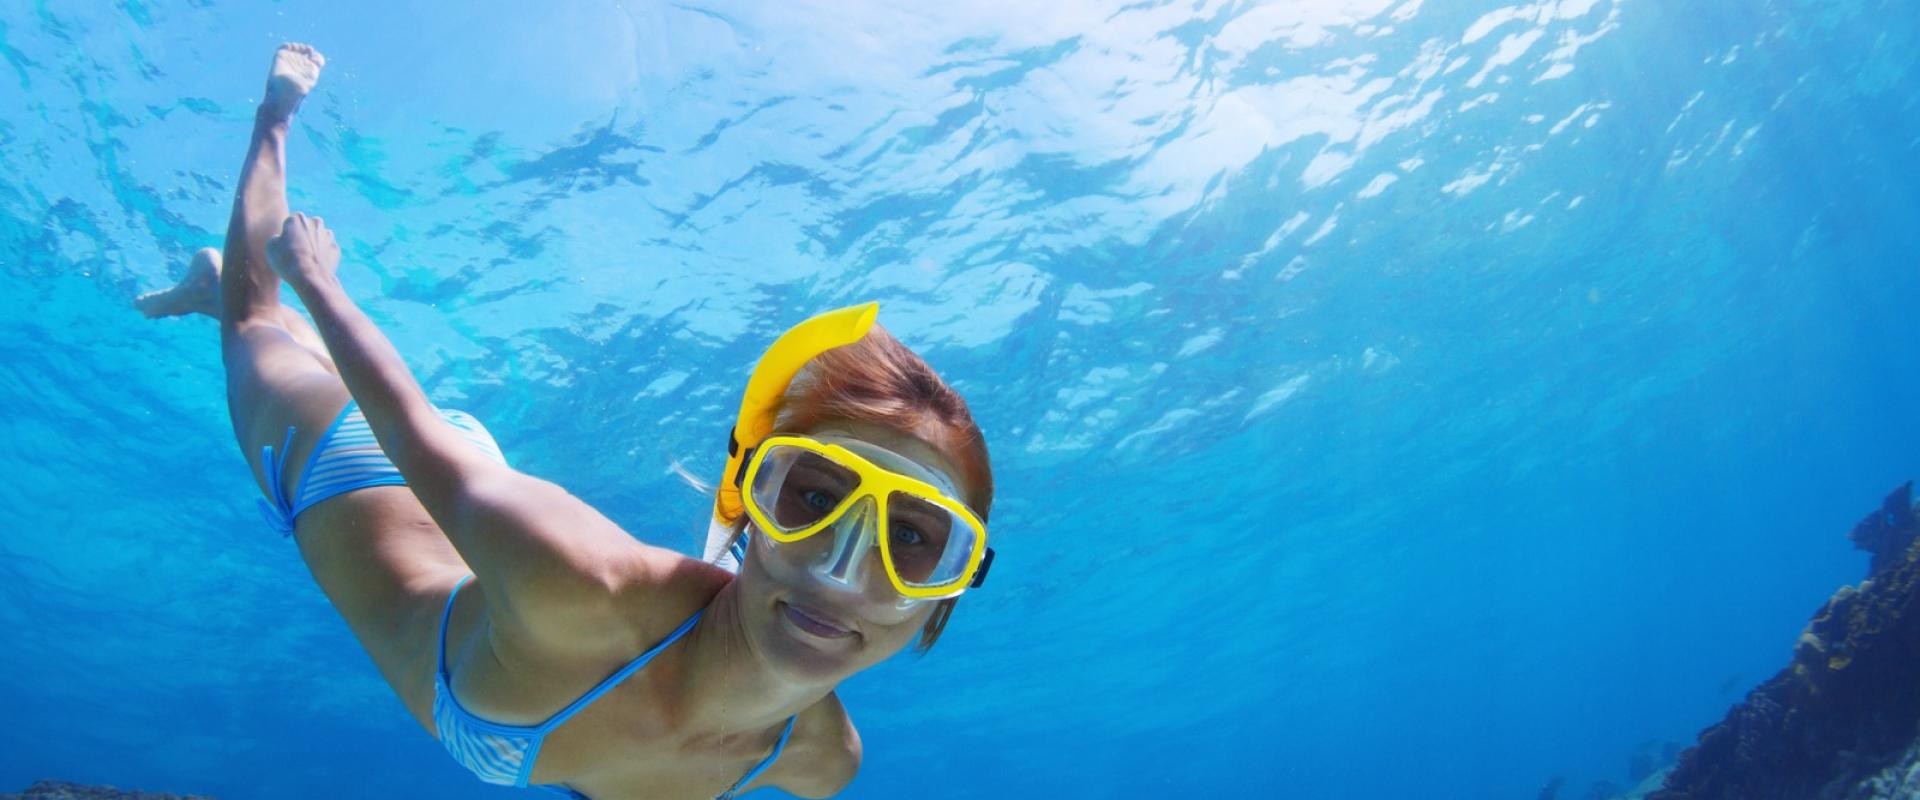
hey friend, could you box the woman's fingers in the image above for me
[271,211,342,274]
[281,211,326,240]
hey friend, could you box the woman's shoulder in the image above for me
[603,544,736,646]
[776,691,862,799]
[491,540,729,665]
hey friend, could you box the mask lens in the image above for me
[885,491,976,588]
[752,445,860,534]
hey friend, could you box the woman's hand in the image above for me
[265,211,341,291]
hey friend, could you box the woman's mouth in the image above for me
[781,600,854,640]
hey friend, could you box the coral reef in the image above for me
[0,781,212,800]
[1838,740,1920,800]
[1651,482,1920,800]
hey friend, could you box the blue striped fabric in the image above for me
[255,400,507,536]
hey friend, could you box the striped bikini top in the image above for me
[433,577,796,800]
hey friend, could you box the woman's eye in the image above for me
[891,525,926,547]
[802,489,838,511]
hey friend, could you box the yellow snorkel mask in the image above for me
[704,303,994,600]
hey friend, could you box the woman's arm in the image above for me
[265,213,662,640]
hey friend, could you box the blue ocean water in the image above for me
[2,0,1918,798]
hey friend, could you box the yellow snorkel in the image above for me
[711,302,879,530]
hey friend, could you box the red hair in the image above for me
[773,326,993,516]
[733,323,993,652]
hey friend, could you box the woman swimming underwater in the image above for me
[137,44,996,799]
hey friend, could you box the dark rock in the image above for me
[1836,739,1920,799]
[0,780,214,800]
[1651,483,1920,800]
[1850,481,1917,576]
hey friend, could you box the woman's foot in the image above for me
[135,247,222,319]
[260,43,325,124]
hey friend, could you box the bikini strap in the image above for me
[525,607,707,734]
[255,425,299,537]
[722,715,797,799]
[437,575,475,681]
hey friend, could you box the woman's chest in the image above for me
[536,708,819,800]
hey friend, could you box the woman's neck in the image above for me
[675,577,832,736]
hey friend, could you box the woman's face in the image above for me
[736,419,973,682]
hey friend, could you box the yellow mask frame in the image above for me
[741,434,990,599]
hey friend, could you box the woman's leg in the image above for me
[214,43,354,503]
[195,45,470,723]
